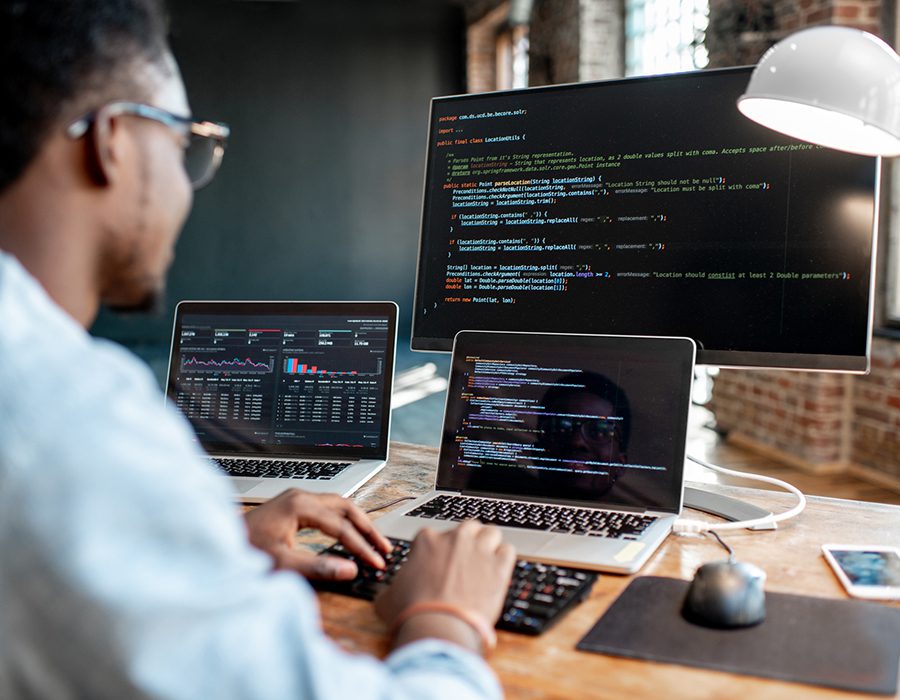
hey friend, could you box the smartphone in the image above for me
[822,544,900,600]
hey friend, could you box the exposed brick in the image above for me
[857,407,891,423]
[860,387,885,402]
[871,353,890,369]
[803,399,842,413]
[833,5,861,18]
[854,21,882,34]
[804,8,830,22]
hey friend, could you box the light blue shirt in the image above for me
[0,252,502,700]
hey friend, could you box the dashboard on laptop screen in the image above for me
[166,302,396,459]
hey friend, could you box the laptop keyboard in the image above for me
[406,494,656,539]
[213,458,351,480]
[315,537,598,635]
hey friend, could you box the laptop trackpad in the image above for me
[538,534,641,563]
[498,528,556,554]
[231,478,263,494]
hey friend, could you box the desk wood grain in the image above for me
[311,443,900,699]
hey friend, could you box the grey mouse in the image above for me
[682,559,766,629]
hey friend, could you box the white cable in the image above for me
[672,454,807,534]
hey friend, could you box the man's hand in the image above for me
[374,521,516,652]
[243,489,392,581]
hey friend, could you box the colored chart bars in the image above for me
[283,358,360,377]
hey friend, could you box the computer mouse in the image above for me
[681,559,766,629]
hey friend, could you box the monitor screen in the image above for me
[166,301,397,459]
[411,67,879,370]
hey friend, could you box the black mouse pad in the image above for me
[576,576,900,695]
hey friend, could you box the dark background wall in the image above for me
[91,0,465,377]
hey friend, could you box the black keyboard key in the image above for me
[314,537,597,636]
[214,458,351,480]
[406,495,655,539]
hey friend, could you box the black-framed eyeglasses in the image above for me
[66,102,230,190]
[541,416,620,443]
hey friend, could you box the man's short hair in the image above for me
[0,0,170,193]
[540,371,632,451]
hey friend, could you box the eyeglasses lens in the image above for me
[544,418,616,442]
[183,134,219,189]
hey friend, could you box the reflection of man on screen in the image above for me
[536,372,630,494]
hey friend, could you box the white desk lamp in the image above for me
[737,25,900,157]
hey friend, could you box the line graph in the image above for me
[181,355,274,373]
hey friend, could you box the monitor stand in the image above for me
[683,486,776,530]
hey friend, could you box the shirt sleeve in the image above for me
[0,334,502,700]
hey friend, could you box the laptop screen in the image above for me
[166,301,397,460]
[437,331,695,513]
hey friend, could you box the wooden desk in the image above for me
[312,442,900,699]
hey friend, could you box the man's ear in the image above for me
[84,107,123,187]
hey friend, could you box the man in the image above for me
[0,1,515,698]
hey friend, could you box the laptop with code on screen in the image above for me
[376,331,695,573]
[165,301,397,502]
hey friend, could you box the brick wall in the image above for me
[777,0,882,34]
[711,337,900,488]
[709,370,852,471]
[707,0,882,67]
[850,338,900,483]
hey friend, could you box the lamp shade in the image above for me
[737,26,900,156]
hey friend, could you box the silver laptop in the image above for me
[376,330,695,573]
[166,301,397,502]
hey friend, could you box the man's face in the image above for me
[100,56,194,312]
[540,392,627,465]
[538,391,628,496]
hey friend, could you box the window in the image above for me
[625,0,709,77]
[496,24,530,90]
[467,2,529,93]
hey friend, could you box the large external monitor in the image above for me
[411,67,879,371]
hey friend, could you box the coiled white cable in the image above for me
[673,454,807,534]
